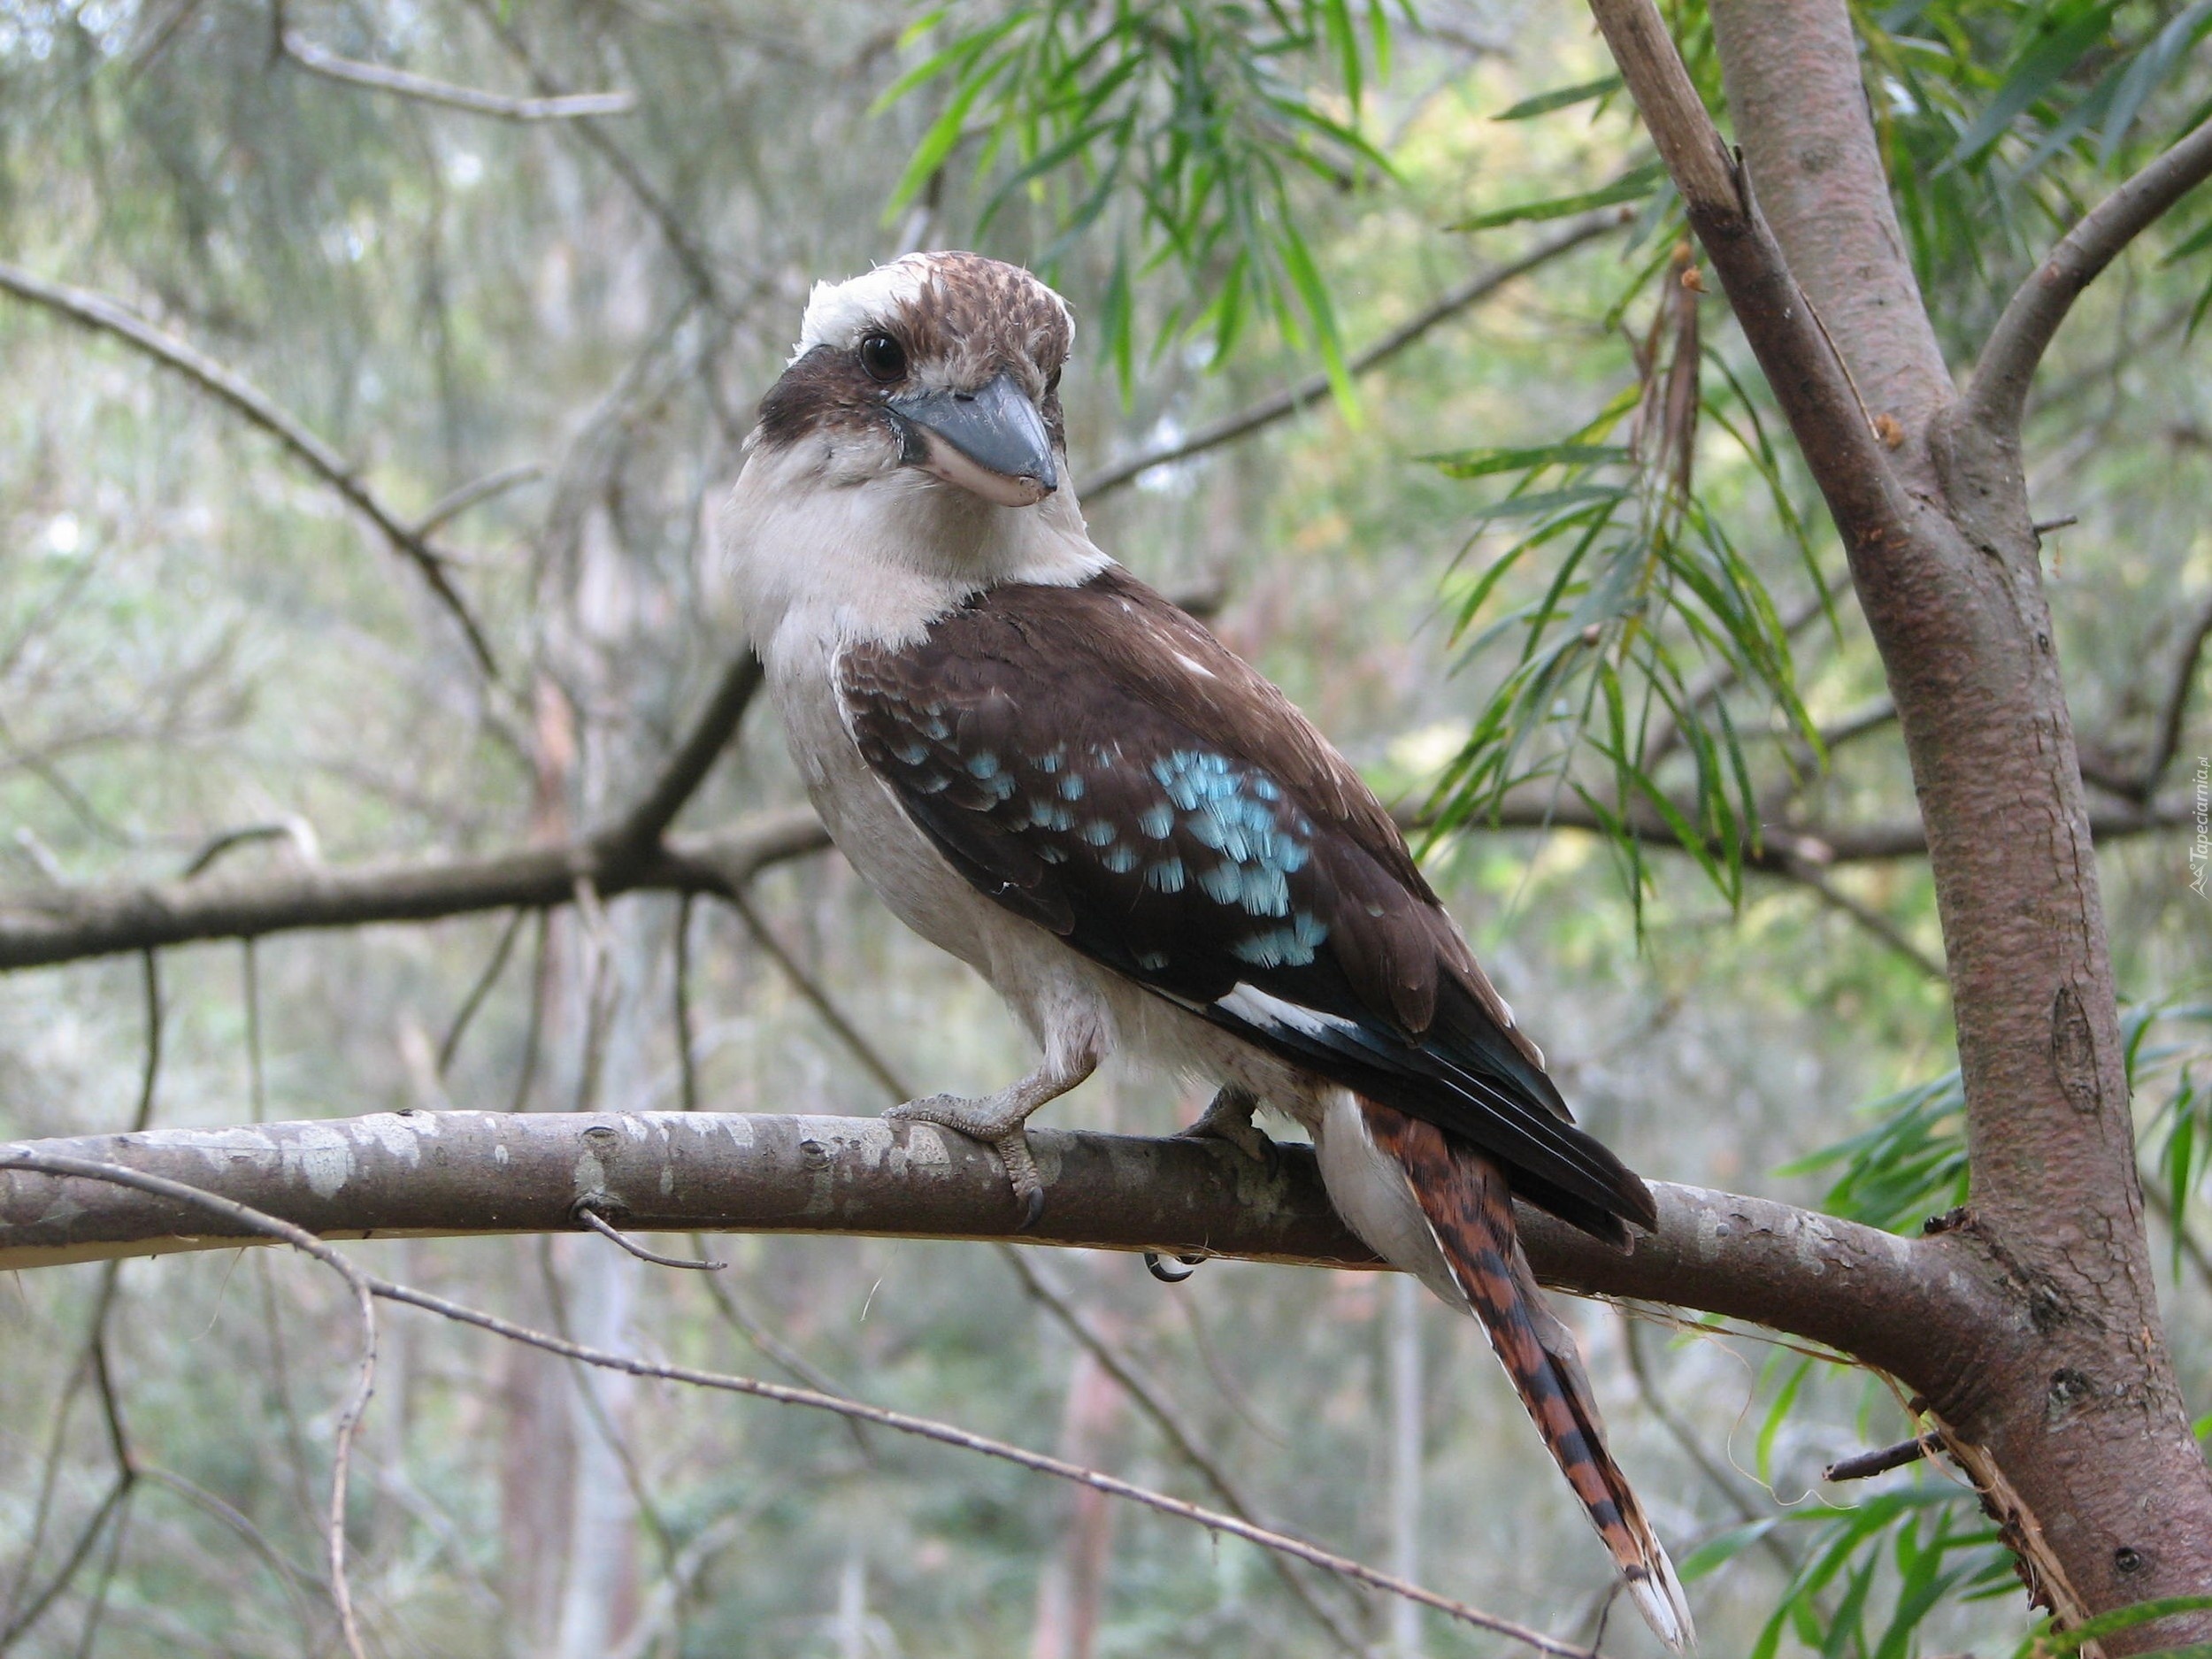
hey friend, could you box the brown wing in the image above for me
[841,565,1655,1241]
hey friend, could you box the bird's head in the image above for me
[757,251,1073,509]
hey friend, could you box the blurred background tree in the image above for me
[0,0,2208,1655]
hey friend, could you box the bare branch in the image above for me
[280,31,637,122]
[435,908,528,1077]
[2137,587,2212,799]
[0,262,500,679]
[578,1205,725,1271]
[0,1150,1602,1659]
[0,810,826,971]
[1001,1248,1375,1657]
[598,654,764,868]
[1775,856,1947,984]
[1079,215,1624,502]
[12,778,2197,974]
[132,951,161,1133]
[460,0,732,312]
[1824,1433,1938,1483]
[0,1111,2000,1389]
[413,462,546,538]
[1965,114,2212,439]
[1582,0,1913,557]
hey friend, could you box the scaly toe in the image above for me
[990,1132,1047,1230]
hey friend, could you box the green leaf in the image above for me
[1450,162,1665,231]
[1423,443,1632,478]
[2034,1596,2212,1655]
[1463,484,1628,522]
[1946,2,2122,170]
[1677,1519,1778,1582]
[1494,75,1622,122]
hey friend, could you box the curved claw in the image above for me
[1018,1185,1047,1233]
[1144,1251,1206,1284]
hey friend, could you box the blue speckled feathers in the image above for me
[840,566,1655,1243]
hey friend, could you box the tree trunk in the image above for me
[1592,0,2212,1640]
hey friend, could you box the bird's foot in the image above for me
[1174,1086,1279,1173]
[887,1093,1047,1230]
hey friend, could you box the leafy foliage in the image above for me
[877,0,1404,404]
[1420,271,1825,918]
[1684,1489,2013,1659]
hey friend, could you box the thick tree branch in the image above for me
[0,262,499,679]
[1582,0,1913,559]
[0,1111,1998,1392]
[10,786,2196,972]
[0,810,827,971]
[280,30,637,121]
[598,653,765,867]
[0,650,775,969]
[1078,214,1623,502]
[0,1148,1600,1659]
[1964,114,2212,439]
[1707,0,1954,456]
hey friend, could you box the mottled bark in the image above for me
[0,1110,1998,1391]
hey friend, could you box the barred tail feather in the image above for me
[1359,1100,1695,1652]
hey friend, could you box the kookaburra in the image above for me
[720,250,1691,1647]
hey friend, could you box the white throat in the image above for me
[716,441,1110,661]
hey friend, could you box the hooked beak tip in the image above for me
[888,373,1057,508]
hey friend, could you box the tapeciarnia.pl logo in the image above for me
[2192,755,2208,898]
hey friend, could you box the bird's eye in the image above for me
[858,333,907,383]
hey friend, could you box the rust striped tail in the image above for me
[1362,1100,1694,1651]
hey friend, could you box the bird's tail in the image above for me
[1361,1100,1694,1652]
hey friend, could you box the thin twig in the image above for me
[134,1466,323,1636]
[724,888,909,1101]
[1624,1317,1800,1579]
[672,895,699,1114]
[686,1242,872,1444]
[508,913,550,1118]
[1003,1248,1377,1657]
[436,907,527,1077]
[459,0,729,311]
[413,462,547,538]
[1965,113,2212,438]
[1824,1432,1938,1482]
[0,1264,138,1654]
[0,263,500,678]
[2135,588,2212,800]
[180,821,310,880]
[1079,215,1623,502]
[597,654,764,868]
[322,1286,376,1659]
[242,941,265,1123]
[280,31,635,121]
[578,1206,725,1271]
[0,1153,1602,1659]
[131,951,161,1133]
[1778,856,1948,985]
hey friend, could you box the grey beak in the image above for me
[887,372,1058,504]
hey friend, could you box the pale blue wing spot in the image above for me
[1135,949,1170,972]
[1137,802,1174,841]
[1058,774,1086,802]
[1101,844,1139,873]
[1145,858,1186,893]
[1079,819,1118,848]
